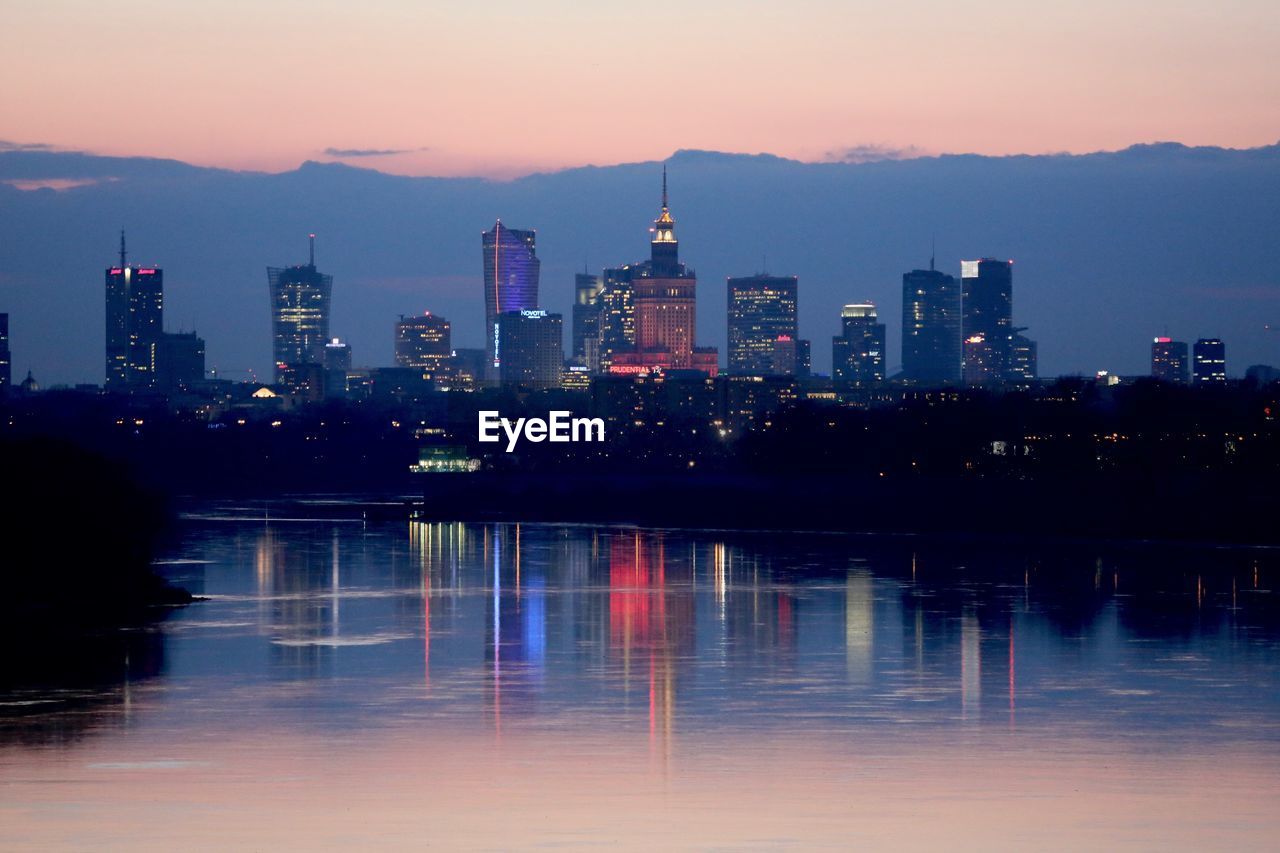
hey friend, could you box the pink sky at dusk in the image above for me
[2,0,1278,178]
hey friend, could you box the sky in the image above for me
[3,0,1278,178]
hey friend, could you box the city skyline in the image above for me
[2,144,1279,385]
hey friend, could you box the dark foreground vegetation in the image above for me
[3,377,1279,544]
[1,436,190,739]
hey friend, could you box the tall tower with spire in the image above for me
[105,230,164,390]
[268,234,333,385]
[650,166,680,277]
[607,167,717,374]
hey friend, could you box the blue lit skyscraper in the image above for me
[482,221,540,377]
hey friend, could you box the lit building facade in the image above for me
[571,272,603,370]
[901,264,961,384]
[268,235,332,385]
[1193,338,1227,385]
[727,274,799,375]
[1010,331,1038,382]
[395,312,452,376]
[323,338,352,398]
[961,258,1013,383]
[482,221,540,377]
[105,233,164,390]
[609,170,718,376]
[832,303,885,385]
[496,309,563,389]
[1151,337,1189,383]
[597,266,636,372]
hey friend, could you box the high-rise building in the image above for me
[395,312,452,376]
[610,170,718,375]
[323,338,353,398]
[597,266,636,371]
[0,312,9,391]
[572,272,603,369]
[795,338,812,378]
[770,335,799,376]
[832,303,885,385]
[496,310,563,388]
[961,258,1013,384]
[901,262,961,384]
[268,234,332,385]
[1192,338,1227,385]
[1010,330,1038,382]
[155,331,205,393]
[1151,337,1189,383]
[727,274,799,375]
[105,232,164,390]
[449,347,487,391]
[482,221,540,377]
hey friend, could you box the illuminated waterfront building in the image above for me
[1151,337,1189,383]
[395,312,452,376]
[832,303,885,385]
[727,274,799,375]
[1192,338,1227,385]
[961,258,1013,383]
[901,261,961,384]
[268,234,332,386]
[496,309,563,388]
[482,221,540,377]
[105,232,164,390]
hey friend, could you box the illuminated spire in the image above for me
[662,164,668,210]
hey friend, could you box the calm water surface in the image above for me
[3,506,1280,849]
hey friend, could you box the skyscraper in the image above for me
[323,338,353,398]
[395,312,452,376]
[727,274,799,375]
[482,221,540,377]
[611,169,718,375]
[571,272,603,369]
[597,266,636,371]
[832,303,886,385]
[901,261,961,384]
[268,234,332,385]
[496,310,563,388]
[154,331,205,393]
[961,258,1013,384]
[105,232,163,391]
[1193,338,1227,385]
[1151,337,1189,383]
[1010,330,1038,382]
[0,312,9,391]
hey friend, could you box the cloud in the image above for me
[322,146,428,158]
[824,144,926,164]
[5,176,114,191]
[0,140,57,152]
